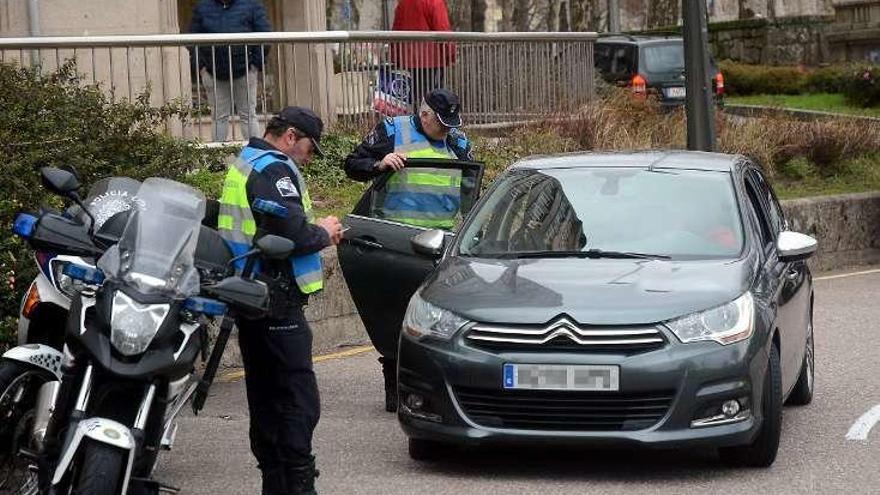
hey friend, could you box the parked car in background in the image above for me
[595,36,725,107]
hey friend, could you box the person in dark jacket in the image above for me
[343,89,473,412]
[344,89,473,182]
[391,0,455,110]
[189,0,272,142]
[218,106,343,494]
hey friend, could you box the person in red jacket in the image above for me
[391,0,455,111]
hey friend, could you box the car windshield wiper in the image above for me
[504,249,671,260]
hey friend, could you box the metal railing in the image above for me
[0,31,597,142]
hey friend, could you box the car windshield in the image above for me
[642,42,685,74]
[457,166,744,260]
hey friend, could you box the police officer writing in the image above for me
[343,88,473,412]
[217,107,343,495]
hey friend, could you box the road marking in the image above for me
[815,268,880,281]
[217,345,375,383]
[846,404,880,441]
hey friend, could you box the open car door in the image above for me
[338,158,485,358]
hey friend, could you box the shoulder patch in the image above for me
[275,177,299,198]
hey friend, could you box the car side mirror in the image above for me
[411,229,445,257]
[40,167,81,197]
[256,234,296,260]
[777,231,817,263]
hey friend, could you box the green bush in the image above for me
[804,64,855,94]
[842,65,880,108]
[0,61,230,348]
[719,60,805,96]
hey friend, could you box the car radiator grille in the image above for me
[454,387,675,431]
[465,318,666,354]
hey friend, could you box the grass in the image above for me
[773,155,880,200]
[726,93,880,118]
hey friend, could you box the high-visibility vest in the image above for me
[382,116,463,229]
[217,146,323,294]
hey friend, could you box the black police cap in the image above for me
[424,89,463,128]
[276,106,325,157]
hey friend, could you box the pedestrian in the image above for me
[189,0,272,142]
[391,0,455,110]
[217,106,344,494]
[343,88,473,412]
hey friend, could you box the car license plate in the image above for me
[666,86,686,99]
[503,364,619,391]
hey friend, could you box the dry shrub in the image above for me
[719,115,880,177]
[474,90,879,184]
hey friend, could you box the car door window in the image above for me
[610,45,636,77]
[744,173,774,252]
[353,158,484,232]
[595,44,613,75]
[752,170,787,235]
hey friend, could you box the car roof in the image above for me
[509,151,742,173]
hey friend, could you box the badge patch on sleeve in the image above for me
[275,177,299,198]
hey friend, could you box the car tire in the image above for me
[407,438,449,462]
[786,319,814,406]
[719,343,782,468]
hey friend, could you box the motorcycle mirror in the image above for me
[40,167,81,197]
[255,235,296,260]
[40,167,96,236]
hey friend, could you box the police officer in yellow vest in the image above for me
[343,88,474,411]
[218,106,343,495]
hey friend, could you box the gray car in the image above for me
[338,151,817,467]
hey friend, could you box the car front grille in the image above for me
[465,318,666,354]
[454,386,675,432]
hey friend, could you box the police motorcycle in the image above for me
[3,167,293,494]
[16,177,144,353]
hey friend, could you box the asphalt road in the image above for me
[157,269,880,494]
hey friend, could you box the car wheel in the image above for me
[407,438,449,462]
[719,343,782,468]
[786,319,814,406]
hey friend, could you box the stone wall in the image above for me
[783,192,880,272]
[708,16,833,65]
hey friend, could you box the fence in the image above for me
[0,31,597,141]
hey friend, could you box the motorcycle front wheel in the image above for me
[73,440,126,494]
[0,359,53,495]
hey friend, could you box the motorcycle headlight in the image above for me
[667,292,754,345]
[51,260,85,299]
[403,293,470,341]
[110,291,170,356]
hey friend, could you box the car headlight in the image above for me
[403,293,470,341]
[667,292,754,345]
[110,291,170,356]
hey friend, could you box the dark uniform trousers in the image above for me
[237,303,320,494]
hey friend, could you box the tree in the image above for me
[571,0,602,31]
[647,0,679,28]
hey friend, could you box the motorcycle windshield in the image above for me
[98,178,206,296]
[68,177,143,229]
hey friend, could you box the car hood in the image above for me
[420,254,757,326]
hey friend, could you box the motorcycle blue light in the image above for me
[12,213,38,239]
[252,199,290,219]
[184,297,227,317]
[62,263,105,285]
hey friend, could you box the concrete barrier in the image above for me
[782,192,880,272]
[218,190,880,368]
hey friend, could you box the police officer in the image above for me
[343,88,473,412]
[217,106,343,494]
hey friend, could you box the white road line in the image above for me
[846,404,880,441]
[815,268,880,281]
